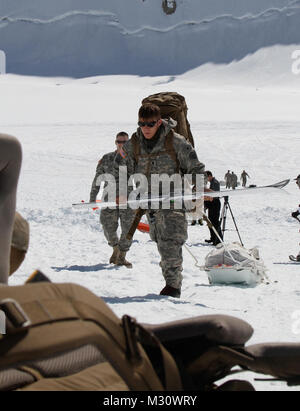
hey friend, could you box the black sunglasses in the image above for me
[116,140,127,144]
[138,120,158,128]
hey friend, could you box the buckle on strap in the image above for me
[122,315,142,364]
[0,298,31,329]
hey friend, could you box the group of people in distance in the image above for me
[224,170,250,189]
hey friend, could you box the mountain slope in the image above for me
[0,0,299,76]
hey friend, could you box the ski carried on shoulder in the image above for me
[72,179,290,210]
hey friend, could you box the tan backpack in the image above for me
[2,277,299,391]
[142,92,195,147]
[0,280,181,391]
[131,92,194,175]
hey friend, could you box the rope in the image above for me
[183,243,204,270]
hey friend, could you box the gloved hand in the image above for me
[292,210,300,219]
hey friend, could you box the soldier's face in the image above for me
[139,117,162,140]
[115,136,128,152]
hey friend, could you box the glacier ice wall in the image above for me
[0,0,299,77]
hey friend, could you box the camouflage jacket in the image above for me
[114,119,205,202]
[90,151,117,202]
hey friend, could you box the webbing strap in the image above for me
[164,130,180,173]
[158,341,183,390]
[137,323,182,391]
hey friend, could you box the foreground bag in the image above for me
[0,282,182,391]
[1,279,300,391]
[0,280,254,391]
[142,92,194,147]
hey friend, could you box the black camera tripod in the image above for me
[220,196,244,246]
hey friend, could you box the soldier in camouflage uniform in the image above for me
[231,171,238,189]
[90,132,135,268]
[241,170,250,187]
[114,104,205,297]
[224,170,231,189]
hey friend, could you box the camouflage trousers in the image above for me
[100,208,135,252]
[147,209,188,289]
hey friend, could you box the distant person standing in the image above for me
[241,170,250,187]
[224,170,231,189]
[204,171,223,246]
[231,171,238,190]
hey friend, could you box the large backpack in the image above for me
[0,280,181,391]
[131,92,194,173]
[1,278,300,391]
[0,278,254,391]
[142,92,195,147]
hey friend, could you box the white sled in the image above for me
[206,265,260,286]
[203,243,268,286]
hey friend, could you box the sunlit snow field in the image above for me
[1,52,300,389]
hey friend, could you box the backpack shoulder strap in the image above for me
[164,130,180,173]
[131,132,140,164]
[132,130,180,173]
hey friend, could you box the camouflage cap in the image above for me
[11,212,30,252]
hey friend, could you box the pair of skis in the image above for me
[73,178,298,265]
[72,179,290,210]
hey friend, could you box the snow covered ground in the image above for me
[1,47,300,390]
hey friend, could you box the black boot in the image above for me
[160,285,181,298]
